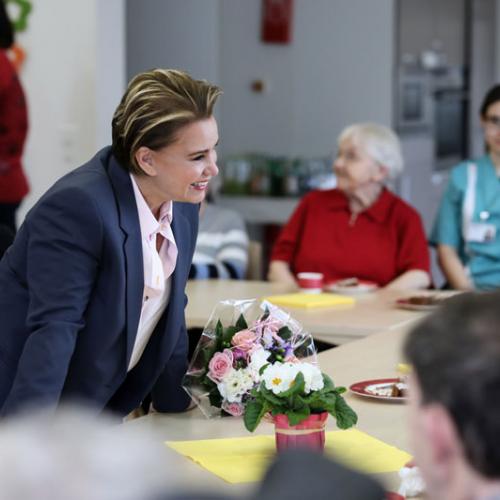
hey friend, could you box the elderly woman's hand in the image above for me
[268,261,298,291]
[384,269,431,290]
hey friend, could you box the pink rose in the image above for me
[208,350,234,382]
[222,401,244,417]
[231,329,260,352]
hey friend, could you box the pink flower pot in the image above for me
[274,412,328,453]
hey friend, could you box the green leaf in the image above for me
[332,396,358,429]
[300,389,323,405]
[201,377,217,391]
[279,372,305,398]
[244,400,270,432]
[235,314,248,331]
[208,390,222,409]
[215,320,224,339]
[261,387,286,407]
[322,373,335,391]
[316,392,337,408]
[258,363,270,376]
[214,320,224,351]
[202,345,216,366]
[277,326,292,341]
[223,326,239,344]
[287,406,311,426]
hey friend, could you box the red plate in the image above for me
[324,279,378,295]
[395,298,439,312]
[386,493,405,500]
[349,378,408,402]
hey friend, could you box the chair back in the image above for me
[246,240,263,280]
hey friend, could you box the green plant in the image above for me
[244,362,358,432]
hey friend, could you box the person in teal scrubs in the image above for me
[431,84,500,290]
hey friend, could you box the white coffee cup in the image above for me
[297,272,324,294]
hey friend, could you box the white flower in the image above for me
[217,368,255,403]
[398,466,426,498]
[297,363,324,393]
[262,362,299,395]
[248,347,271,381]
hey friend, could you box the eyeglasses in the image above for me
[484,115,500,132]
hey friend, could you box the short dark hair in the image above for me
[480,84,500,118]
[111,68,222,174]
[0,0,14,49]
[404,292,500,478]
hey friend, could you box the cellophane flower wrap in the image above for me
[182,299,317,418]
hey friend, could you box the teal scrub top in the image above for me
[430,155,500,290]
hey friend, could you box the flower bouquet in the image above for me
[182,299,317,418]
[244,361,358,452]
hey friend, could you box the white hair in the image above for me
[338,122,404,179]
[0,405,176,500]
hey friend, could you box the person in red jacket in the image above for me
[269,123,430,290]
[0,2,29,232]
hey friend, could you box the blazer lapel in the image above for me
[107,156,144,365]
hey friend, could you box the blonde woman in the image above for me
[0,69,221,417]
[269,123,430,290]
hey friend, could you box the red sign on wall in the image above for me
[261,0,293,44]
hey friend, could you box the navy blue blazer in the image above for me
[0,147,197,416]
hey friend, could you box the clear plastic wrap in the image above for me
[183,299,317,418]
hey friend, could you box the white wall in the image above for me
[125,0,394,159]
[16,0,125,223]
[126,0,220,84]
[219,0,395,158]
[96,0,127,149]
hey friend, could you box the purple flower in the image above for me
[232,347,247,361]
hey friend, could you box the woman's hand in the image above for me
[437,244,474,290]
[384,269,431,290]
[268,260,298,291]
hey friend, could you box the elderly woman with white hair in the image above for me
[269,123,431,290]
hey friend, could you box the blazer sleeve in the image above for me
[1,187,103,415]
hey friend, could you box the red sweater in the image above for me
[271,188,430,286]
[0,50,29,203]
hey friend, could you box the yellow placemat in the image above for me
[264,293,355,309]
[166,429,411,484]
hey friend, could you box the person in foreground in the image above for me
[166,449,385,500]
[431,84,500,290]
[0,69,221,417]
[404,292,500,500]
[0,405,385,500]
[269,123,430,290]
[0,406,176,500]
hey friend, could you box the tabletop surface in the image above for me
[185,280,436,344]
[127,324,416,497]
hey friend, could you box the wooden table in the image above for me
[186,280,427,344]
[126,325,414,496]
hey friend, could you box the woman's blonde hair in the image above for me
[338,122,404,179]
[112,68,222,174]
